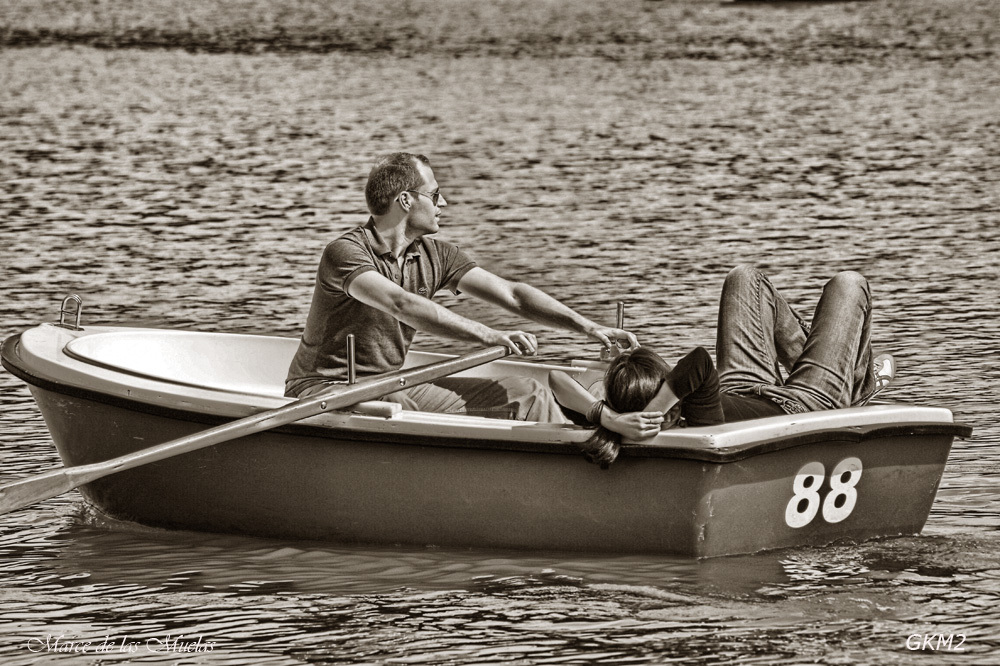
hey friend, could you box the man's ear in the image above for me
[397,192,411,211]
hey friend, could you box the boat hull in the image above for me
[26,382,956,557]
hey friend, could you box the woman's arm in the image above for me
[643,379,681,414]
[551,366,684,441]
[599,381,681,441]
[548,370,600,415]
[551,367,682,440]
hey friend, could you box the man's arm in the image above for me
[347,271,538,355]
[456,267,638,352]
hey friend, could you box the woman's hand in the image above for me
[663,403,682,429]
[604,410,664,441]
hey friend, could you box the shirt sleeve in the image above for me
[666,347,716,401]
[318,237,377,297]
[433,240,477,294]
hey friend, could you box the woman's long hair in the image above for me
[581,347,672,468]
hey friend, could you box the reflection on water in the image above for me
[3,0,1000,663]
[3,505,1000,665]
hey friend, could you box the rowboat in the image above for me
[0,300,971,558]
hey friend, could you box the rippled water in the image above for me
[2,0,1000,663]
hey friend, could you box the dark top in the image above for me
[667,347,785,426]
[285,220,476,397]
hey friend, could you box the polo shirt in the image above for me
[285,219,476,397]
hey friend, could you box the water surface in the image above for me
[2,0,1000,663]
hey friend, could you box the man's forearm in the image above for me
[393,294,496,345]
[506,282,599,335]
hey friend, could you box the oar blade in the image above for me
[0,469,75,516]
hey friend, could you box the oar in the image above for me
[0,345,509,516]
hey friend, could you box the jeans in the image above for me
[715,265,876,414]
[299,375,570,423]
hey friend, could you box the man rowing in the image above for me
[285,152,636,421]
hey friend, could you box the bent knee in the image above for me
[826,271,870,294]
[506,376,547,391]
[724,264,762,288]
[498,376,553,400]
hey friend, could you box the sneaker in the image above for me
[860,353,895,404]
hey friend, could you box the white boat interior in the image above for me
[14,323,960,454]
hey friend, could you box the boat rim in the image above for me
[1,330,974,464]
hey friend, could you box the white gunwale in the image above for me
[10,323,959,455]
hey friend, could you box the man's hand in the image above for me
[486,329,538,356]
[456,269,643,356]
[589,326,639,356]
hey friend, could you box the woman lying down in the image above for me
[548,265,895,468]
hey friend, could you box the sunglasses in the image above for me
[404,189,443,206]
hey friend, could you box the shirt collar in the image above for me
[363,218,422,260]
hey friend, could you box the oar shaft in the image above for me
[72,344,508,483]
[0,345,509,515]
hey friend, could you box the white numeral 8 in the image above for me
[822,457,862,523]
[784,461,825,528]
[784,458,863,528]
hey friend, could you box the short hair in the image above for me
[364,153,431,216]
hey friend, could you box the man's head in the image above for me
[365,152,433,216]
